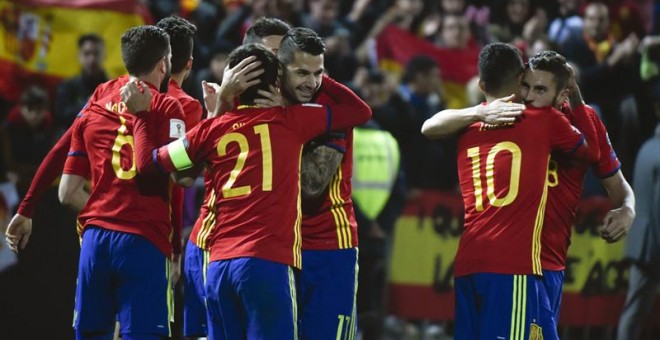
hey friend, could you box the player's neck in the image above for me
[170,72,185,87]
[133,74,161,90]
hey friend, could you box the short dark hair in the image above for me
[402,55,438,83]
[243,17,291,45]
[227,44,280,105]
[156,16,197,74]
[120,25,170,76]
[478,42,524,95]
[78,33,103,48]
[278,27,325,66]
[527,50,570,92]
[20,85,49,110]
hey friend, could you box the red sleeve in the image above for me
[170,185,183,255]
[548,109,587,158]
[591,113,621,178]
[285,104,332,141]
[318,75,372,130]
[570,104,600,163]
[151,118,213,174]
[181,97,203,129]
[63,117,90,178]
[134,95,187,175]
[17,120,76,217]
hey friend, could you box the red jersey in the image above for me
[454,106,585,277]
[63,76,186,257]
[143,102,370,268]
[301,88,358,250]
[542,105,621,270]
[167,79,203,254]
[188,173,216,250]
[302,76,366,250]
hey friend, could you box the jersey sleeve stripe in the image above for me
[596,164,621,179]
[168,139,193,170]
[325,106,332,134]
[68,151,87,157]
[567,135,586,155]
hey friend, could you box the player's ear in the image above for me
[477,78,485,95]
[186,57,193,71]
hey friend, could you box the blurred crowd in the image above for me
[0,0,659,339]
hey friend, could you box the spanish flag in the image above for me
[374,24,480,109]
[0,0,149,101]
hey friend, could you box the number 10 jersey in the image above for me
[454,106,585,277]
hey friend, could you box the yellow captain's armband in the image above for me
[168,139,193,170]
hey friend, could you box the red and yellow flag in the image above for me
[374,25,480,109]
[0,0,149,101]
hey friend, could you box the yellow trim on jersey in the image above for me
[293,149,303,269]
[166,258,174,336]
[288,267,299,340]
[329,168,352,249]
[510,275,527,340]
[196,189,218,249]
[531,157,551,275]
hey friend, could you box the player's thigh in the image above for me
[183,241,208,337]
[234,257,297,340]
[454,275,478,340]
[205,259,239,340]
[112,232,170,337]
[298,248,358,340]
[74,226,115,333]
[473,273,552,340]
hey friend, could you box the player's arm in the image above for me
[208,55,263,117]
[301,144,344,198]
[58,174,89,212]
[599,170,635,243]
[319,75,372,129]
[566,66,600,163]
[421,94,524,139]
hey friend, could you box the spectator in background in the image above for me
[186,42,232,105]
[54,34,107,132]
[398,56,457,193]
[488,0,546,46]
[616,45,660,340]
[303,0,358,82]
[561,2,641,177]
[548,0,584,45]
[2,86,54,195]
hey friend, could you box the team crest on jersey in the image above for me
[529,323,543,340]
[170,119,186,139]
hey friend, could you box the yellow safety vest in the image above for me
[352,127,400,220]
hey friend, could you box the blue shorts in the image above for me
[454,273,554,340]
[74,226,171,337]
[205,257,297,339]
[183,240,209,337]
[296,248,359,340]
[541,270,564,338]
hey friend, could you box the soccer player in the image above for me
[177,16,290,338]
[424,43,589,340]
[520,51,635,333]
[122,43,371,339]
[57,25,186,339]
[276,27,362,340]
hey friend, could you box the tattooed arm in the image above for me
[301,145,344,199]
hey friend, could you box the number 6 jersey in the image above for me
[454,106,586,277]
[63,76,186,258]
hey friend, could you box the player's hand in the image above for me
[600,206,635,243]
[5,213,32,252]
[202,80,222,118]
[219,55,263,103]
[476,94,525,124]
[170,253,182,287]
[121,80,152,114]
[255,85,285,108]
